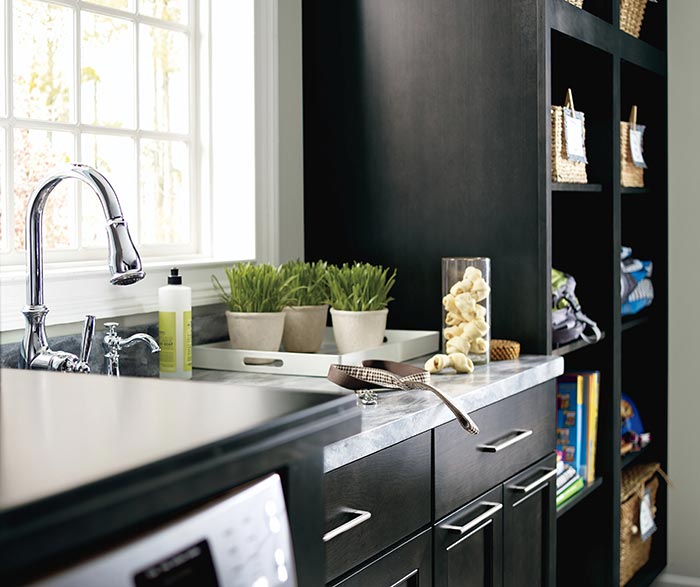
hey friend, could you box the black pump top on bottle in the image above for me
[168,267,182,285]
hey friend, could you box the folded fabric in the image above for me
[620,246,654,315]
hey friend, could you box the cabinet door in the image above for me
[329,529,432,587]
[434,485,503,587]
[503,454,557,587]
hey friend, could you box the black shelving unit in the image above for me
[553,182,604,192]
[301,0,667,585]
[552,331,606,357]
[557,477,604,518]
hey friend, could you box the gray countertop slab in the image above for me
[193,355,564,472]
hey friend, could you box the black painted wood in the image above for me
[434,382,556,519]
[303,0,668,584]
[324,433,432,582]
[434,485,504,587]
[329,529,433,587]
[503,454,557,587]
[303,0,549,353]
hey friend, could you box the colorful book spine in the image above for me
[556,477,585,507]
[556,374,586,478]
[585,371,600,484]
[556,465,579,490]
[557,472,582,495]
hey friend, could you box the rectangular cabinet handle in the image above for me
[508,468,557,494]
[323,508,372,543]
[440,501,503,535]
[477,428,533,452]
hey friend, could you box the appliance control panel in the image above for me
[30,474,296,587]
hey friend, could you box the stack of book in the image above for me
[555,371,600,508]
[556,456,584,507]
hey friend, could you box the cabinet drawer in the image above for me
[434,381,555,518]
[325,432,432,582]
[329,529,432,587]
[434,485,504,587]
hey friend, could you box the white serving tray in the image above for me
[192,328,439,377]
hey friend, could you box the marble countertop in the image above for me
[194,354,564,472]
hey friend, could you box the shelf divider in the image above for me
[552,182,603,193]
[552,331,606,357]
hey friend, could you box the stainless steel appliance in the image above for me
[29,474,296,587]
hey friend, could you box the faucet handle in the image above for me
[77,315,95,373]
[104,322,119,337]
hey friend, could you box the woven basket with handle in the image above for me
[621,105,645,188]
[551,89,588,184]
[620,0,648,38]
[620,463,662,586]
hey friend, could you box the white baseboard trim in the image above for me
[654,573,700,587]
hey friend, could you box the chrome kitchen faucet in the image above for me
[103,322,160,377]
[19,163,145,372]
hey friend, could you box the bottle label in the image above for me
[183,310,192,372]
[159,312,177,373]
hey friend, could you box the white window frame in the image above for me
[0,0,303,333]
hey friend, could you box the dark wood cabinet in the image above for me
[323,386,557,586]
[324,433,432,582]
[303,0,668,585]
[329,529,433,587]
[503,455,557,587]
[434,485,504,587]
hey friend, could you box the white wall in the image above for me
[660,1,700,584]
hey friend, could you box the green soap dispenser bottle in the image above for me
[158,268,192,379]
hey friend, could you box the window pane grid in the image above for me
[1,0,196,261]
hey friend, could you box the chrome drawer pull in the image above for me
[508,468,557,493]
[477,429,533,452]
[323,508,372,543]
[440,502,503,535]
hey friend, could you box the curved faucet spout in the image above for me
[20,163,145,370]
[121,333,161,353]
[26,163,144,307]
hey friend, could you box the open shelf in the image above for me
[621,187,649,195]
[621,444,651,470]
[552,182,603,192]
[622,314,649,332]
[556,477,604,518]
[552,331,606,357]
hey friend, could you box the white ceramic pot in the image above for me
[330,308,389,355]
[225,311,285,352]
[282,304,329,353]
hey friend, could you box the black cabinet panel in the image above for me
[324,433,432,582]
[503,454,557,587]
[434,382,556,518]
[330,529,432,587]
[434,485,504,587]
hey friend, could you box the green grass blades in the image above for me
[212,262,300,313]
[326,262,397,311]
[279,259,329,306]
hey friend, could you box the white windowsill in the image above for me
[0,257,242,333]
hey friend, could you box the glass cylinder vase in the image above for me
[441,257,491,365]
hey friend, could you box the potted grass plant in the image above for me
[326,262,397,354]
[212,262,298,353]
[279,260,329,353]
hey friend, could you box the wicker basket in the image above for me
[621,106,644,188]
[620,0,648,38]
[564,0,584,8]
[620,463,662,586]
[552,89,588,184]
[490,339,520,361]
